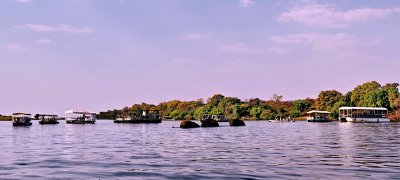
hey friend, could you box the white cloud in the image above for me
[16,24,94,33]
[7,44,29,51]
[35,38,52,44]
[180,33,210,40]
[271,33,363,50]
[277,1,400,28]
[270,33,379,59]
[219,43,289,55]
[239,0,254,8]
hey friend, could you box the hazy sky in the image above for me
[1,0,400,115]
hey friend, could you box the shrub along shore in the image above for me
[98,81,400,121]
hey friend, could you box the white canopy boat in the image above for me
[12,113,32,126]
[65,109,96,124]
[339,107,389,123]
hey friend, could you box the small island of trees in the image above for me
[97,81,400,121]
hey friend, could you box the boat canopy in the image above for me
[65,110,96,115]
[307,110,331,114]
[339,107,388,111]
[37,114,58,117]
[12,113,31,117]
[12,113,31,116]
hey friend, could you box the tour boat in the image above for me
[38,114,60,125]
[65,110,96,124]
[114,109,162,124]
[339,107,389,123]
[307,110,332,122]
[12,113,32,126]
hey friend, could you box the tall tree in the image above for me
[316,90,343,111]
[351,81,381,107]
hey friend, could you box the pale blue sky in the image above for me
[1,0,400,115]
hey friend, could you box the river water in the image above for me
[0,120,399,179]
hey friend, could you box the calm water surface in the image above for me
[0,121,400,179]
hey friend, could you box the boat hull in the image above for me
[39,121,59,125]
[346,117,389,123]
[114,119,162,124]
[66,120,95,124]
[13,122,32,126]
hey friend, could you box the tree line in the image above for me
[97,81,400,121]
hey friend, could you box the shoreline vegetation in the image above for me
[98,81,400,121]
[0,116,12,121]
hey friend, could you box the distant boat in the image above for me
[339,107,390,123]
[65,110,96,124]
[12,113,32,126]
[38,114,60,125]
[307,110,333,122]
[114,109,162,124]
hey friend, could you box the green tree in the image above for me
[382,83,399,110]
[316,90,343,111]
[351,81,381,107]
[207,94,225,107]
[210,107,224,115]
[368,89,390,108]
[260,109,274,120]
[289,110,301,118]
[250,106,264,119]
[293,100,311,113]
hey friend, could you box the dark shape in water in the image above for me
[200,115,220,127]
[180,120,200,128]
[66,115,96,124]
[229,119,245,126]
[38,114,60,125]
[114,109,162,124]
[12,113,32,126]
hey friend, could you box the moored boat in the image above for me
[307,110,333,122]
[114,109,162,124]
[339,107,389,123]
[38,114,60,125]
[65,110,96,124]
[12,113,32,126]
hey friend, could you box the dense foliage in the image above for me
[97,81,400,120]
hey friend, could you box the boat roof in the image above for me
[65,110,96,115]
[307,110,331,114]
[38,114,58,117]
[12,113,31,116]
[339,107,388,110]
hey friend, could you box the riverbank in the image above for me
[0,116,12,121]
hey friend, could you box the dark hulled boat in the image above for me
[38,114,60,125]
[12,113,32,126]
[65,110,96,124]
[114,109,162,124]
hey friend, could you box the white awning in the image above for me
[307,110,331,114]
[65,109,96,115]
[339,107,388,111]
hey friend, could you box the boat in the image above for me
[339,107,389,123]
[114,109,162,124]
[38,114,60,125]
[307,110,332,122]
[65,110,96,124]
[12,113,32,126]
